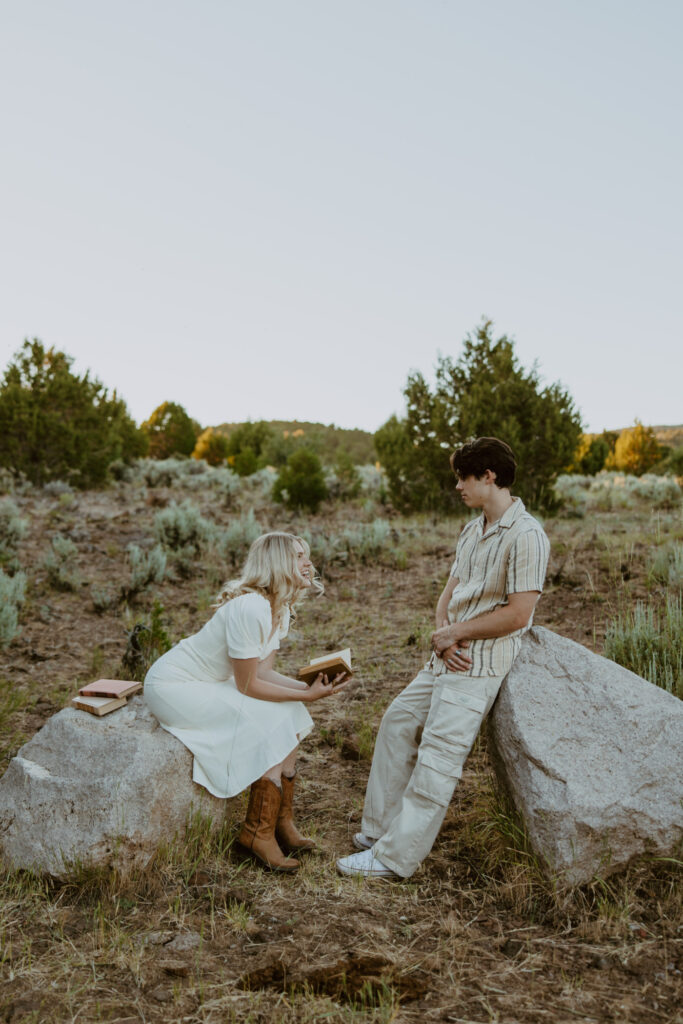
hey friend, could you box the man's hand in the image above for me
[440,641,472,673]
[431,622,462,654]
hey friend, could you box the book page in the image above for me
[308,648,351,668]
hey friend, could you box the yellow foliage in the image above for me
[606,420,661,477]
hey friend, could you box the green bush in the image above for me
[326,451,362,501]
[226,421,275,476]
[0,340,147,487]
[120,601,172,682]
[42,534,80,591]
[272,448,328,512]
[604,595,683,699]
[0,499,27,569]
[142,402,200,459]
[0,569,27,647]
[375,320,583,512]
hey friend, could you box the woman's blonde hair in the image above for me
[215,532,322,623]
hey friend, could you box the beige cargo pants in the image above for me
[362,666,506,878]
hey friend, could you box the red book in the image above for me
[78,679,142,699]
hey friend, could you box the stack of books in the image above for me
[72,679,142,717]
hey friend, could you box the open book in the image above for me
[78,679,142,699]
[298,648,352,686]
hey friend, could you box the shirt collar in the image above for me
[478,496,525,536]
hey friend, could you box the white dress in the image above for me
[144,593,314,798]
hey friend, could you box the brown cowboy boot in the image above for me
[238,778,300,872]
[276,773,316,853]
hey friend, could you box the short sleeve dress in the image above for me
[144,592,314,798]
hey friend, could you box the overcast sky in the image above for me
[1,0,681,435]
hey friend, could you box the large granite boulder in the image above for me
[488,627,683,885]
[0,697,224,878]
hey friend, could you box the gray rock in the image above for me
[165,930,202,952]
[0,696,224,878]
[488,627,683,885]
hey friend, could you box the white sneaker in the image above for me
[352,832,375,851]
[336,847,398,879]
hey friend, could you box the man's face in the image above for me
[455,473,490,508]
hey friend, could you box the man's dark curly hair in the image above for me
[449,437,516,488]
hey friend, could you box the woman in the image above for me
[144,532,349,872]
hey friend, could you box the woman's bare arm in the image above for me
[258,652,310,692]
[232,656,350,703]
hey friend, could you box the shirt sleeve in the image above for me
[506,528,550,594]
[449,521,473,578]
[225,594,271,659]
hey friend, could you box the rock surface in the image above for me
[488,627,683,884]
[0,696,224,878]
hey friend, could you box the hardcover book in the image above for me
[298,648,352,686]
[78,679,142,699]
[71,695,128,717]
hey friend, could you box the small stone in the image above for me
[149,985,173,1003]
[159,958,191,977]
[144,930,175,946]
[165,930,201,952]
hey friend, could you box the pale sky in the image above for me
[1,0,681,435]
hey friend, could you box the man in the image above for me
[336,437,550,879]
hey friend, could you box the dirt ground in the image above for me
[0,479,681,1023]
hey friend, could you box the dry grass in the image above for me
[0,475,681,1022]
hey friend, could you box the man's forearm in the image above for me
[432,601,533,652]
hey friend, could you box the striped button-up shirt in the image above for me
[439,497,550,677]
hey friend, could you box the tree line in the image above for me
[0,327,679,511]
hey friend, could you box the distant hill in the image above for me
[652,425,683,448]
[215,419,376,465]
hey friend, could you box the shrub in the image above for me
[272,448,328,512]
[142,401,200,459]
[648,542,683,589]
[342,519,393,562]
[120,601,172,682]
[219,510,262,566]
[126,543,167,596]
[604,595,683,699]
[154,500,215,554]
[91,584,119,614]
[154,500,217,576]
[0,499,27,567]
[0,339,146,487]
[325,451,361,501]
[606,420,662,476]
[225,421,275,476]
[0,569,27,647]
[42,534,80,591]
[192,427,230,466]
[567,433,612,475]
[555,472,681,513]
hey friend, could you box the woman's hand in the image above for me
[305,672,352,702]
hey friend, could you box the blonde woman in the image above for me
[144,532,349,872]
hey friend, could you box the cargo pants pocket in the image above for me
[412,749,462,807]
